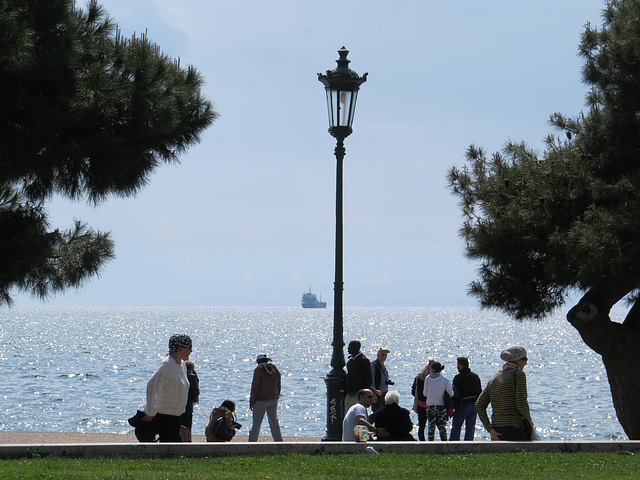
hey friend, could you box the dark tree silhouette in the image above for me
[448,0,640,439]
[0,0,217,305]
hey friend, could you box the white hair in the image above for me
[385,390,400,405]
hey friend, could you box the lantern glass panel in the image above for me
[337,90,353,127]
[326,88,358,128]
[345,90,358,127]
[325,90,334,127]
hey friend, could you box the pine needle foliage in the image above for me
[0,0,217,305]
[448,0,640,321]
[448,0,640,439]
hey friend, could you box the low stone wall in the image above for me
[2,441,640,459]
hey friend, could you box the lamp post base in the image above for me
[322,367,346,441]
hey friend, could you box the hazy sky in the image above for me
[16,0,606,307]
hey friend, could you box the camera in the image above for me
[386,380,394,385]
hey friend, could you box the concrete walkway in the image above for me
[0,432,312,444]
[0,433,639,458]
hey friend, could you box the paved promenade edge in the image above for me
[2,441,640,458]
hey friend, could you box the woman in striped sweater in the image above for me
[475,345,536,441]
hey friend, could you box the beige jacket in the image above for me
[205,406,235,442]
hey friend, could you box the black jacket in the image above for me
[452,368,482,407]
[374,403,415,441]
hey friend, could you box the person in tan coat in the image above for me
[205,400,239,442]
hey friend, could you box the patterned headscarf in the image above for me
[169,333,192,354]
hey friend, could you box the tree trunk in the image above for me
[567,299,640,439]
[601,352,640,439]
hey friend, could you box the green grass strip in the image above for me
[1,451,638,480]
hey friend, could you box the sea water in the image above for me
[0,306,627,440]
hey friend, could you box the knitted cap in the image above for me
[500,345,527,362]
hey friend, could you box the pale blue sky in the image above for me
[17,0,605,307]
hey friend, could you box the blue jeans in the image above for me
[449,402,477,441]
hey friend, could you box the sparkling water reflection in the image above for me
[0,307,626,440]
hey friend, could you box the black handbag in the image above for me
[212,417,236,441]
[513,371,535,439]
[128,410,157,443]
[523,417,533,437]
[443,391,454,417]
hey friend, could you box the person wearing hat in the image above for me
[370,347,394,416]
[141,333,192,442]
[476,345,536,441]
[248,353,283,442]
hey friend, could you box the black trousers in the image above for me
[416,406,427,441]
[494,425,529,441]
[155,413,183,442]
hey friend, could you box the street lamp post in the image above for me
[318,47,367,441]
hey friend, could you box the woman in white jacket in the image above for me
[142,333,192,442]
[423,361,454,441]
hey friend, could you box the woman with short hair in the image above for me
[373,391,415,441]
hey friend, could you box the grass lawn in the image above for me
[1,451,638,479]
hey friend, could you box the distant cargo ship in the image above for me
[301,288,327,308]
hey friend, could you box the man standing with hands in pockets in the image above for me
[449,356,482,441]
[371,347,393,416]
